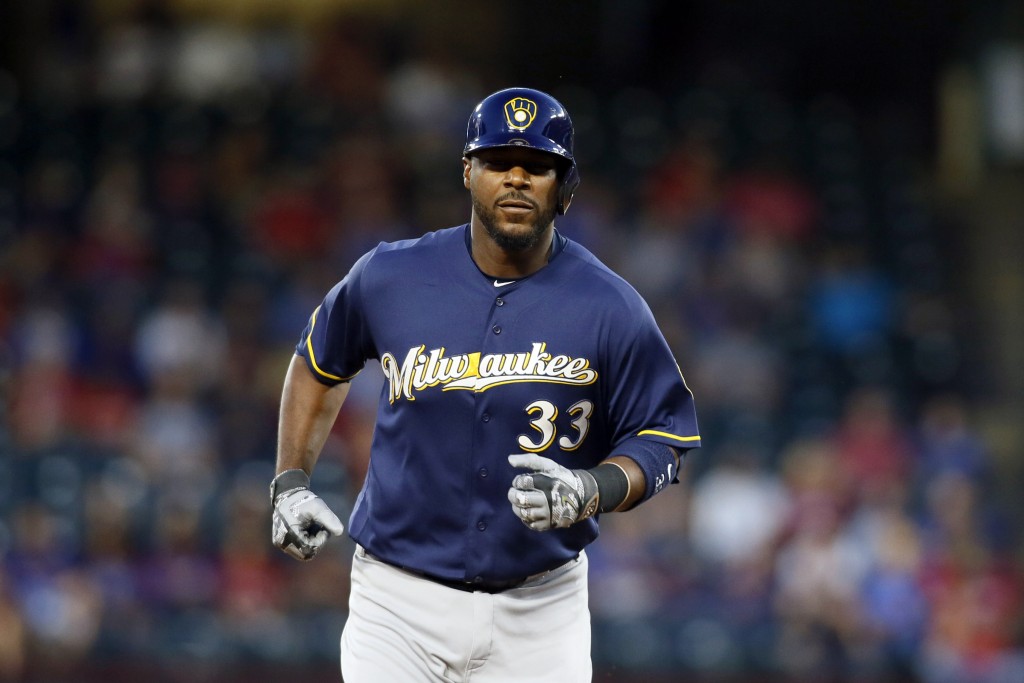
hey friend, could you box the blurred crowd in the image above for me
[1,7,1022,683]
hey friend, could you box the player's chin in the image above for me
[496,218,535,235]
[493,223,543,250]
[493,208,536,231]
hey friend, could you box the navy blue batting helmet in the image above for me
[464,87,581,215]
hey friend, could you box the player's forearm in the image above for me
[600,444,680,511]
[597,456,647,511]
[276,354,350,475]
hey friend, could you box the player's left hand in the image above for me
[507,454,599,531]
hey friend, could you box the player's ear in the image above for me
[462,157,472,189]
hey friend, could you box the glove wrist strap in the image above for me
[270,468,310,504]
[575,469,600,521]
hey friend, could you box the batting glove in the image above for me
[271,469,345,561]
[507,454,599,531]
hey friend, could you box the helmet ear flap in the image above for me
[557,163,580,215]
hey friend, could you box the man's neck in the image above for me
[469,221,554,280]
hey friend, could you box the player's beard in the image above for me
[473,192,556,252]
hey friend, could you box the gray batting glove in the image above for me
[271,469,345,561]
[507,454,599,531]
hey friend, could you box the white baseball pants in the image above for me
[340,545,591,682]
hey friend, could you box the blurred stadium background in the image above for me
[1,1,1023,682]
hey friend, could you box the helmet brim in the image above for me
[463,135,572,163]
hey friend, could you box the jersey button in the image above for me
[477,520,487,531]
[482,413,490,422]
[495,297,505,306]
[479,467,488,478]
[492,325,501,334]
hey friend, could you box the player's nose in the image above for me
[503,166,531,187]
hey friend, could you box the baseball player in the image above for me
[271,87,701,682]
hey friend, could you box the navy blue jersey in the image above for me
[297,224,700,582]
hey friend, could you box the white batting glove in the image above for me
[507,454,599,531]
[271,469,345,561]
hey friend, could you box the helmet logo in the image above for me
[504,97,537,131]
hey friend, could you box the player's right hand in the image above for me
[271,474,345,561]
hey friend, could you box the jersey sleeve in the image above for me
[603,297,701,453]
[600,298,700,500]
[295,249,377,385]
